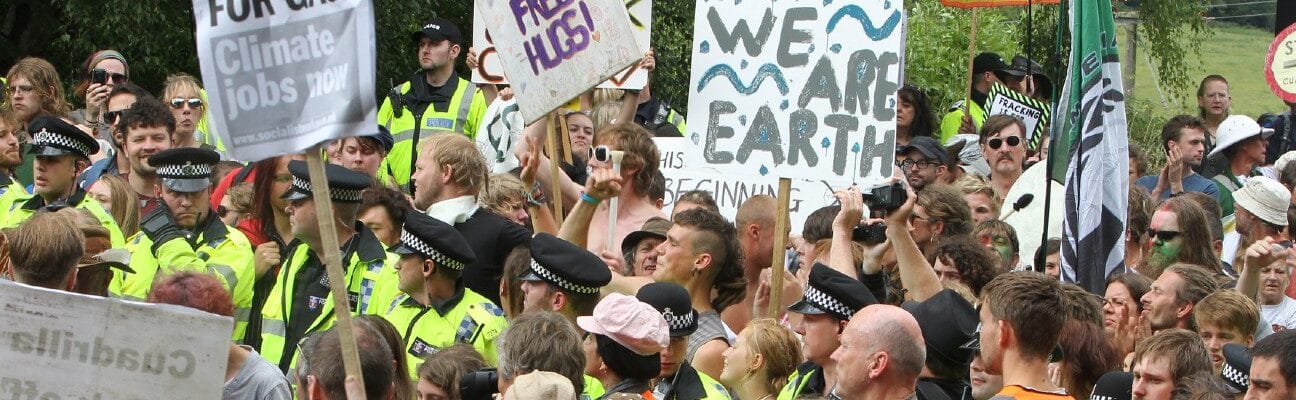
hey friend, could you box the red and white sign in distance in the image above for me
[1266,22,1296,103]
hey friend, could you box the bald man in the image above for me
[830,304,927,400]
[724,195,781,332]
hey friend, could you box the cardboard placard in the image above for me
[473,0,652,90]
[192,0,378,162]
[0,280,231,400]
[684,0,904,186]
[475,0,643,122]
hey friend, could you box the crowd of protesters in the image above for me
[1,15,1296,400]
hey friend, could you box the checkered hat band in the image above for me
[32,128,91,157]
[292,176,363,202]
[1092,396,1113,400]
[662,309,695,331]
[529,258,598,294]
[803,285,852,319]
[155,163,213,179]
[399,229,465,270]
[1222,362,1248,387]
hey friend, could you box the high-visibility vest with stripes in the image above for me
[777,363,822,400]
[0,190,125,248]
[259,231,399,370]
[375,77,487,190]
[383,288,508,380]
[108,215,255,341]
[939,99,988,144]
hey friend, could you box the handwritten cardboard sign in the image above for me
[473,0,651,90]
[476,0,643,122]
[684,0,904,185]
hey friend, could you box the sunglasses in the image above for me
[104,110,126,124]
[217,205,239,219]
[170,97,203,109]
[986,136,1021,150]
[1147,228,1182,242]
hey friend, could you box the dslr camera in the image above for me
[851,183,908,245]
[460,368,499,400]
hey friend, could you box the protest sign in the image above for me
[472,0,652,90]
[477,98,526,173]
[476,0,643,123]
[986,82,1051,149]
[685,0,904,186]
[193,0,377,162]
[0,280,231,400]
[657,138,839,233]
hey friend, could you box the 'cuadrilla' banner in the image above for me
[0,280,231,400]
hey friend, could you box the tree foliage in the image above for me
[1134,0,1213,99]
[0,0,1211,123]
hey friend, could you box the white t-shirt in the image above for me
[1260,296,1296,332]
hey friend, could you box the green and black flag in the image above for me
[1051,0,1129,294]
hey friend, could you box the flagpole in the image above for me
[1041,0,1066,272]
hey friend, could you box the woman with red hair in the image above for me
[149,272,292,400]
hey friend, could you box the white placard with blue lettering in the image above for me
[685,0,904,185]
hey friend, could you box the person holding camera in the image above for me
[383,211,507,380]
[72,50,129,138]
[110,147,256,341]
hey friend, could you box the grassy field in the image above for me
[1115,23,1278,168]
[1119,24,1280,120]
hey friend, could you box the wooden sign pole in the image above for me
[767,178,792,318]
[305,146,366,391]
[963,8,981,116]
[547,113,566,226]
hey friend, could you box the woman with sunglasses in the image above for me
[72,50,129,138]
[162,73,225,155]
[978,115,1029,200]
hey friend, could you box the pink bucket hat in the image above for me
[577,293,670,356]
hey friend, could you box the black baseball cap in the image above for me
[898,136,952,166]
[412,18,463,44]
[973,52,1010,74]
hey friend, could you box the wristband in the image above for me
[525,181,548,206]
[580,192,601,205]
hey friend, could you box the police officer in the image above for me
[779,263,877,400]
[259,160,400,372]
[110,147,256,340]
[0,116,124,246]
[638,282,732,400]
[520,233,615,400]
[377,18,488,191]
[384,211,506,379]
